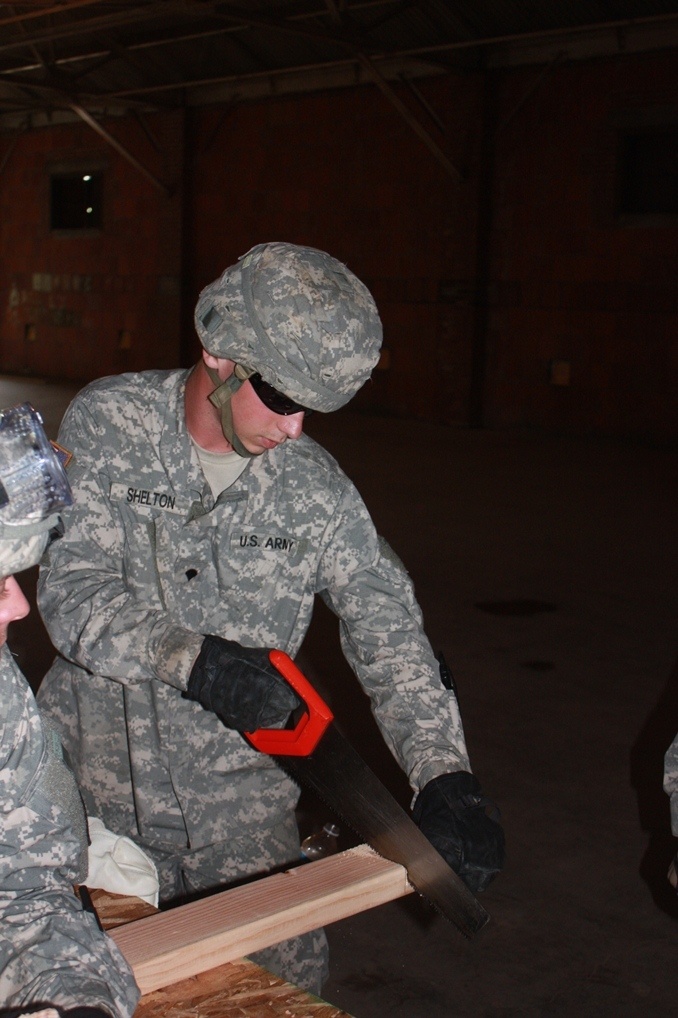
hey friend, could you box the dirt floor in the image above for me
[4,376,677,1018]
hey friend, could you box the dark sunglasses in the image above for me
[249,373,313,416]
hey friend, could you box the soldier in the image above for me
[665,732,678,891]
[37,242,504,992]
[0,402,139,1017]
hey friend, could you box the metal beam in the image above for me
[399,72,447,134]
[3,2,677,65]
[354,50,463,180]
[0,0,102,31]
[495,50,565,135]
[69,103,173,195]
[0,1,192,55]
[0,132,18,175]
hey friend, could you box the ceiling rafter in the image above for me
[0,1,393,58]
[69,101,173,194]
[1,1,677,182]
[3,4,674,94]
[0,1,199,56]
[63,7,676,107]
[0,0,104,31]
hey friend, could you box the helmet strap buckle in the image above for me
[205,363,257,458]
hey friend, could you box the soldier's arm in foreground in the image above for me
[0,651,139,1015]
[665,733,678,890]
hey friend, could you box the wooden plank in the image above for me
[89,890,158,929]
[91,889,352,1016]
[132,957,352,1017]
[111,845,413,994]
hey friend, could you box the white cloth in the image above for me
[86,817,159,907]
[16,1012,59,1018]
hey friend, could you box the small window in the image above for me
[617,129,678,216]
[50,171,103,231]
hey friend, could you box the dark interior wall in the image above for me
[184,73,484,423]
[485,49,678,442]
[0,111,184,381]
[0,50,676,442]
[184,50,678,442]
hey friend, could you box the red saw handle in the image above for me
[245,649,334,756]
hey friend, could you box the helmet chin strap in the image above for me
[205,363,258,458]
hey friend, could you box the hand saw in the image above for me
[245,649,490,939]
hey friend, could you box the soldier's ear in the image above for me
[202,348,220,370]
[202,349,235,378]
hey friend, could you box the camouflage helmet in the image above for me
[0,403,72,575]
[194,242,383,413]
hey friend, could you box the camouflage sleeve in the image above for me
[316,486,471,794]
[0,655,140,1014]
[37,397,202,689]
[665,733,678,838]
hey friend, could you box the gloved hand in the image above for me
[185,635,301,731]
[412,770,505,893]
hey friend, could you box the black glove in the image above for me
[185,636,301,731]
[412,770,505,893]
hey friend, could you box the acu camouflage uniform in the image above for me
[37,243,471,990]
[0,644,139,1014]
[665,733,678,891]
[665,732,678,838]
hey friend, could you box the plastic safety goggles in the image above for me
[249,373,313,416]
[0,402,72,520]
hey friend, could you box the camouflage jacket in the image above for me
[665,732,678,838]
[37,369,469,860]
[0,645,139,1014]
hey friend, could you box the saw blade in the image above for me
[276,726,489,938]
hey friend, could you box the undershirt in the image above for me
[191,438,249,496]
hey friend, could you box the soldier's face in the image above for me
[0,575,30,648]
[230,378,305,455]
